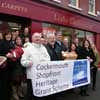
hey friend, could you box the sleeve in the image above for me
[11,47,24,61]
[95,52,100,66]
[43,46,50,61]
[90,49,96,66]
[21,47,32,67]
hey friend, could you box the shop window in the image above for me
[42,23,76,44]
[88,0,96,14]
[42,23,95,46]
[86,32,95,44]
[0,20,22,33]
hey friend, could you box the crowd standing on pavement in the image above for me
[0,27,100,100]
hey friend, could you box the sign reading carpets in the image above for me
[32,59,90,97]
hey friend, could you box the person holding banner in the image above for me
[80,39,96,96]
[21,33,50,100]
[45,33,66,100]
[55,31,67,60]
[46,33,58,61]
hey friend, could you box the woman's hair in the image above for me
[82,39,91,48]
[3,31,12,40]
[15,36,22,46]
[91,43,98,53]
[0,33,3,40]
[69,42,77,52]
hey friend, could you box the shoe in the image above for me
[84,93,89,96]
[92,87,96,91]
[79,92,85,96]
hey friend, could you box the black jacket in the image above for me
[45,43,58,61]
[82,47,96,67]
[0,40,15,56]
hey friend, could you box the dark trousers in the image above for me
[0,69,10,100]
[80,85,88,95]
[24,79,49,100]
[91,67,97,88]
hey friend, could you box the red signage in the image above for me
[0,1,28,13]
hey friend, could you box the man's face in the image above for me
[41,38,47,45]
[74,38,79,45]
[15,31,20,36]
[63,38,68,45]
[48,34,56,46]
[24,28,29,34]
[56,33,62,41]
[32,33,41,44]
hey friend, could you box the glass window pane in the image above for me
[89,0,95,13]
[70,0,77,6]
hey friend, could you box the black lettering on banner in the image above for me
[36,71,61,79]
[36,79,58,87]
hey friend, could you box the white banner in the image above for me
[32,59,90,97]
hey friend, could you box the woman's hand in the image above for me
[6,53,13,58]
[87,56,93,62]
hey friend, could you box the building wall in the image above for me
[40,0,100,21]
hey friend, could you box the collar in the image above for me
[32,43,41,48]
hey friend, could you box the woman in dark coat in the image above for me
[80,39,96,96]
[0,32,14,100]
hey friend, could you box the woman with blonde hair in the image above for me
[91,43,100,90]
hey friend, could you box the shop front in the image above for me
[0,0,100,53]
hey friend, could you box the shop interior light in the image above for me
[11,27,19,30]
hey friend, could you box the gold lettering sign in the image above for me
[0,1,28,13]
[54,13,68,24]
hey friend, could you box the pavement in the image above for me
[55,69,100,100]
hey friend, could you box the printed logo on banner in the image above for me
[72,60,88,86]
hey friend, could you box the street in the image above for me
[55,70,100,100]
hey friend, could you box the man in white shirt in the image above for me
[21,32,50,100]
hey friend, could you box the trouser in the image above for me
[24,79,65,100]
[80,85,88,95]
[11,80,26,100]
[0,70,10,100]
[91,67,97,88]
[24,79,49,100]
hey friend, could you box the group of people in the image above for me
[0,29,100,100]
[0,27,30,100]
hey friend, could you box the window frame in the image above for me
[68,0,82,11]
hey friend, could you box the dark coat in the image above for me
[82,47,96,67]
[0,40,15,56]
[9,46,25,81]
[0,40,15,100]
[54,41,67,60]
[76,45,84,59]
[45,43,58,61]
